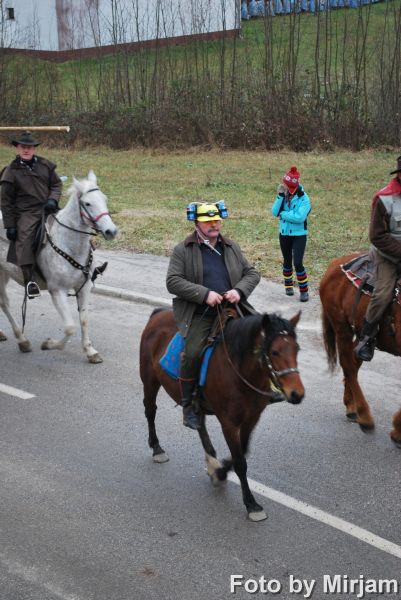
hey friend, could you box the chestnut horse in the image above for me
[139,307,305,521]
[320,253,401,444]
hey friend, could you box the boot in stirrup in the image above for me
[354,320,377,362]
[180,380,201,430]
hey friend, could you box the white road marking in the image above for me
[228,473,401,560]
[0,383,35,400]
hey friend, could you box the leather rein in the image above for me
[216,305,299,398]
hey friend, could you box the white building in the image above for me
[0,0,240,53]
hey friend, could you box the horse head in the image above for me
[70,171,118,240]
[259,311,304,405]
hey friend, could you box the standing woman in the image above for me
[271,166,311,302]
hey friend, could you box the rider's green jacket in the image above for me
[166,231,260,337]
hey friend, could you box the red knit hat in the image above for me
[283,166,301,194]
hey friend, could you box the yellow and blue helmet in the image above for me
[186,200,228,222]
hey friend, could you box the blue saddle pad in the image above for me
[159,332,216,385]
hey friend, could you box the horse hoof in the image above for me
[41,338,53,350]
[0,331,7,342]
[88,353,103,364]
[153,452,169,463]
[390,432,401,448]
[346,412,358,422]
[18,340,32,353]
[359,422,375,433]
[248,509,268,522]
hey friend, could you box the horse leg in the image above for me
[337,329,375,431]
[0,271,31,352]
[390,408,401,447]
[143,378,169,463]
[41,289,76,351]
[76,282,102,363]
[221,423,267,522]
[215,413,261,483]
[197,416,222,486]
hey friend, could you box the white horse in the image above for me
[0,170,118,363]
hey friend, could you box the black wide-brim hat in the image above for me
[11,131,40,147]
[390,155,401,174]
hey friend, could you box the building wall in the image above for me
[1,0,239,51]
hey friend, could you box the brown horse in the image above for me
[139,307,305,521]
[320,253,401,444]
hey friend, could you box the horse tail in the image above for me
[322,309,337,372]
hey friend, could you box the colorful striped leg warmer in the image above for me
[283,268,293,291]
[296,269,308,293]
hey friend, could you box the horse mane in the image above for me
[223,312,295,366]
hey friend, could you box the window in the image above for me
[7,7,15,20]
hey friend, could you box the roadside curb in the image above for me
[92,283,171,308]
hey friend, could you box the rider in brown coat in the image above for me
[0,131,62,298]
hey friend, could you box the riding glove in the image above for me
[44,198,59,215]
[6,227,17,241]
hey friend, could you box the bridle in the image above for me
[216,306,299,398]
[79,187,111,229]
[52,187,111,236]
[45,187,110,296]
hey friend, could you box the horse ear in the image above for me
[290,311,301,328]
[261,313,271,330]
[72,176,83,194]
[87,170,97,184]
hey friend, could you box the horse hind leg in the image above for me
[337,328,375,432]
[143,378,169,463]
[0,270,31,352]
[390,408,401,447]
[197,416,222,486]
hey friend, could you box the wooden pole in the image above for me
[0,126,70,132]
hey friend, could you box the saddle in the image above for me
[159,307,239,384]
[341,251,401,302]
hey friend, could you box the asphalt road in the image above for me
[1,272,401,600]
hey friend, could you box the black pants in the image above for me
[279,234,307,271]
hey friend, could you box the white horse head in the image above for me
[68,171,118,241]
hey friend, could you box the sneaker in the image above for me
[26,281,41,299]
[300,291,309,302]
[285,288,294,296]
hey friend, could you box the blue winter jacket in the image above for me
[271,185,311,236]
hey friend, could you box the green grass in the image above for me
[0,145,391,288]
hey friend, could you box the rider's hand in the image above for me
[44,198,59,215]
[206,291,223,306]
[6,227,17,241]
[224,289,241,304]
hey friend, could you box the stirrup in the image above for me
[183,405,201,430]
[355,337,375,362]
[91,261,108,282]
[26,281,41,299]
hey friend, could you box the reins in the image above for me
[216,305,299,398]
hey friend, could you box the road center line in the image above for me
[228,473,401,560]
[0,383,35,400]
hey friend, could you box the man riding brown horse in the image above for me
[355,156,401,361]
[166,201,261,430]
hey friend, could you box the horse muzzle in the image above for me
[101,226,118,240]
[286,390,305,405]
